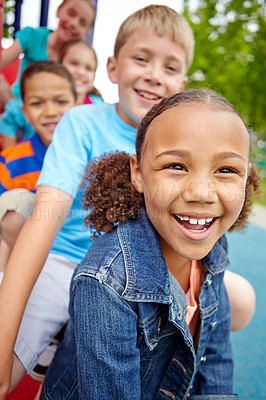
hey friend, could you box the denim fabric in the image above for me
[41,208,238,400]
[189,397,238,399]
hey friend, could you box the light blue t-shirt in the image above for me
[38,103,136,264]
[12,27,51,98]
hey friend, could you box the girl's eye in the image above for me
[57,100,68,105]
[79,19,87,27]
[216,167,238,174]
[165,163,186,171]
[30,102,41,107]
[67,9,75,17]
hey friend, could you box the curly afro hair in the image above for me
[229,163,261,231]
[82,151,144,237]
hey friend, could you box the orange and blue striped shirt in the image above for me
[0,133,47,194]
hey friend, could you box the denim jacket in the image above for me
[42,208,238,400]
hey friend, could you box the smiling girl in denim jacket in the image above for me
[41,89,260,400]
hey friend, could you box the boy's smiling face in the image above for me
[107,27,188,127]
[22,72,76,147]
[131,103,249,268]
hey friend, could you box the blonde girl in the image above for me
[1,0,95,99]
[60,39,102,105]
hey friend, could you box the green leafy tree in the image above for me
[184,0,266,140]
[2,0,15,39]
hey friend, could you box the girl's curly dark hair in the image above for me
[82,152,144,237]
[229,163,261,231]
[82,89,261,237]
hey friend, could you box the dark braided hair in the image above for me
[82,89,261,236]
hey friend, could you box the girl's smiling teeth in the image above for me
[174,214,215,231]
[63,27,76,38]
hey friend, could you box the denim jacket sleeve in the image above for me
[72,273,142,400]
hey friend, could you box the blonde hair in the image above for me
[114,5,194,73]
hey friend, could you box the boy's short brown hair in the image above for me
[114,5,195,73]
[20,60,77,102]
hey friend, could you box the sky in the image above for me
[13,0,185,103]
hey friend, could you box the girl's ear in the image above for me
[130,154,143,194]
[56,4,63,18]
[107,56,118,84]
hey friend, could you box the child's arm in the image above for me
[0,98,34,150]
[224,270,256,331]
[0,186,73,399]
[1,40,23,69]
[0,75,14,113]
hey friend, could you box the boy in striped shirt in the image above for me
[0,60,76,270]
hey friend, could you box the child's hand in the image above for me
[0,350,13,399]
[0,74,14,113]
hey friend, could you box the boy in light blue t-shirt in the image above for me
[0,5,255,396]
[0,6,193,392]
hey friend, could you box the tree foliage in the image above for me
[184,0,266,140]
[2,0,15,39]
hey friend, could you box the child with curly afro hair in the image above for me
[82,90,260,340]
[43,89,260,399]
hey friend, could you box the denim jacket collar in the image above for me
[118,207,230,303]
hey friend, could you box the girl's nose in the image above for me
[182,178,219,204]
[77,65,85,76]
[68,17,78,32]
